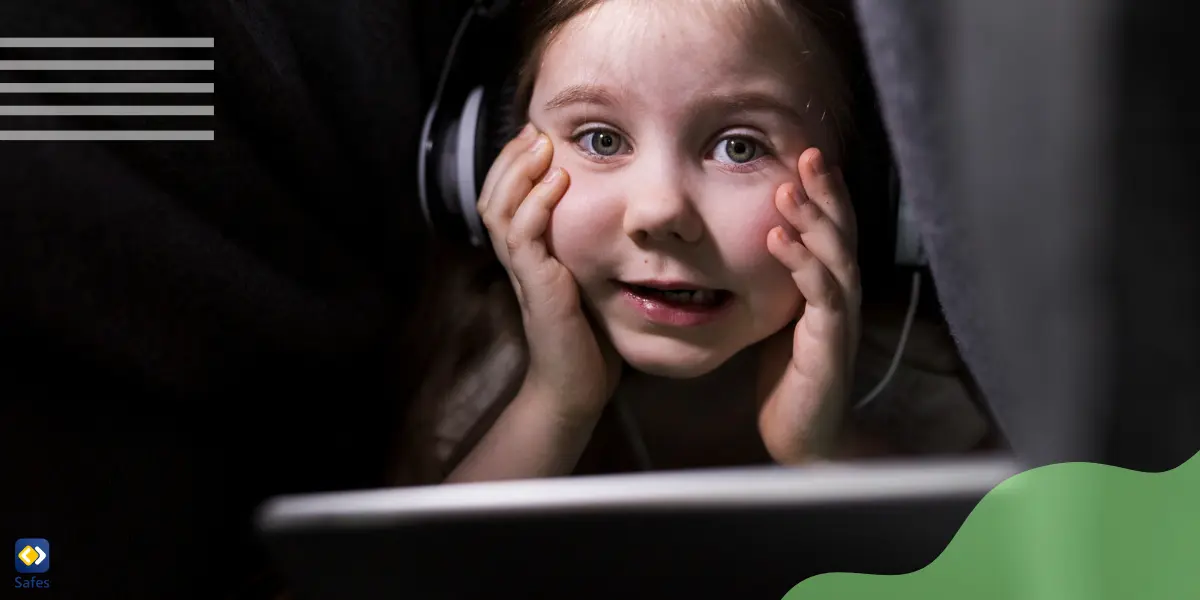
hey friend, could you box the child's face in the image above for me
[529,0,821,378]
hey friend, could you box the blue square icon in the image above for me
[14,539,49,574]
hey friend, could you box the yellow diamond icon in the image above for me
[18,545,36,567]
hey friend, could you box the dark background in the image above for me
[0,1,478,597]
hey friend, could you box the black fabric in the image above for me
[1101,1,1200,470]
[0,0,475,597]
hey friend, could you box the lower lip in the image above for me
[619,285,733,327]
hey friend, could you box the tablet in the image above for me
[257,455,1018,600]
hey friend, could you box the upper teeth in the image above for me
[662,289,716,304]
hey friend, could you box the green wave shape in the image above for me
[782,451,1200,600]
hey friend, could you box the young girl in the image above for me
[392,0,991,485]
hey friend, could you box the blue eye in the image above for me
[713,136,763,164]
[578,129,625,157]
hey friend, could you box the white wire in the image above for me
[855,271,923,410]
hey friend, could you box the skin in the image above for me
[530,2,820,378]
[459,0,861,479]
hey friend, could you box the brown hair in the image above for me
[389,0,860,486]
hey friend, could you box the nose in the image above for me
[622,163,704,245]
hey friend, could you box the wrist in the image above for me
[517,373,609,430]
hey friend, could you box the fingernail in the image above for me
[530,134,549,153]
[776,227,796,245]
[542,167,561,184]
[789,185,805,208]
[810,150,828,175]
[518,123,536,140]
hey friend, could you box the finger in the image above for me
[481,133,554,231]
[480,123,537,213]
[767,227,846,333]
[478,123,539,214]
[480,132,554,270]
[507,167,570,268]
[798,148,857,243]
[774,184,860,309]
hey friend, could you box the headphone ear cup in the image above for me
[422,2,523,249]
[458,71,521,248]
[477,68,525,181]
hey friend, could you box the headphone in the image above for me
[417,0,927,268]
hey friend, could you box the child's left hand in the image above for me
[756,148,862,464]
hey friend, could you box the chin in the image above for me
[628,359,722,379]
[611,330,737,379]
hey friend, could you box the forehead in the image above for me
[536,0,810,103]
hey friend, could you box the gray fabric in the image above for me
[854,0,1200,469]
[851,0,1006,441]
[951,0,1120,467]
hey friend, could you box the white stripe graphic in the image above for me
[0,60,213,70]
[0,37,214,48]
[0,38,216,141]
[0,131,214,141]
[0,106,214,116]
[0,83,213,93]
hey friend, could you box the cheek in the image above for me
[705,181,795,279]
[704,181,803,324]
[544,169,623,275]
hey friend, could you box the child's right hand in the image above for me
[477,124,623,421]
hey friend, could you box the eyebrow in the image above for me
[700,91,808,127]
[542,85,807,126]
[543,84,621,111]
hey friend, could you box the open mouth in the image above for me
[620,283,734,310]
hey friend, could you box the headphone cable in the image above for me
[855,270,922,410]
